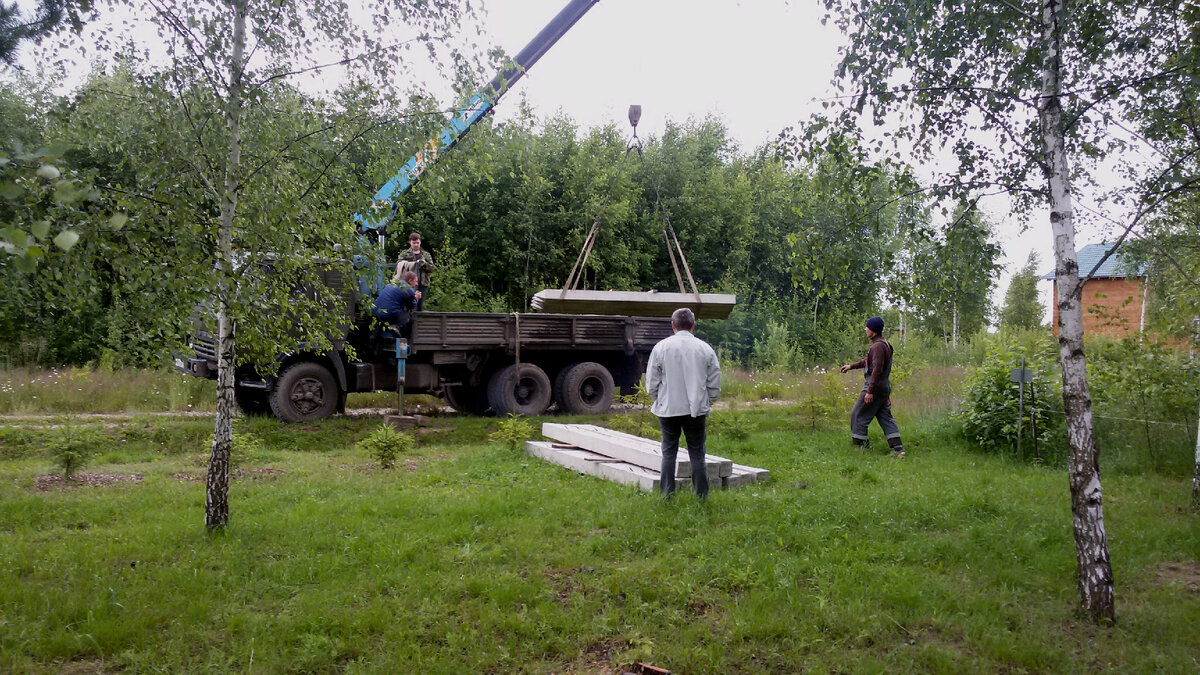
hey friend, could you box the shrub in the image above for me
[47,424,104,477]
[708,405,751,440]
[607,383,659,439]
[955,337,1064,461]
[798,371,855,431]
[489,414,533,452]
[356,424,414,469]
[0,426,35,459]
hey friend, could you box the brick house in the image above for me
[1043,242,1148,337]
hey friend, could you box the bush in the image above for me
[489,414,533,452]
[356,424,413,469]
[955,335,1064,461]
[47,424,104,477]
[607,383,659,439]
[798,371,855,431]
[708,405,752,440]
[1087,336,1200,473]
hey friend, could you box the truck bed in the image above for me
[409,311,673,354]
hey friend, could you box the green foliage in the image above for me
[607,383,659,439]
[1088,337,1200,473]
[999,252,1045,330]
[955,336,1064,461]
[0,425,34,459]
[750,320,802,371]
[45,422,103,477]
[708,404,751,440]
[355,423,413,469]
[488,413,533,452]
[798,371,856,431]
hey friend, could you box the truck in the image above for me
[177,0,680,423]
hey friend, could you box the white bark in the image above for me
[205,1,248,530]
[1040,0,1114,620]
[1192,393,1199,510]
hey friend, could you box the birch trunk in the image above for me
[1039,0,1114,621]
[1192,394,1199,510]
[952,302,959,350]
[205,1,248,530]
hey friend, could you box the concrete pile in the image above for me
[526,423,769,492]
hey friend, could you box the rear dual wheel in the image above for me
[487,364,552,416]
[555,362,615,415]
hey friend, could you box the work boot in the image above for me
[888,448,906,458]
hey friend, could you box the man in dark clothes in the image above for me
[840,316,906,458]
[371,271,421,345]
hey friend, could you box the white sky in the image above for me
[16,0,1134,320]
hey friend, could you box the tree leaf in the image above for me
[31,220,50,239]
[109,213,129,229]
[53,229,80,251]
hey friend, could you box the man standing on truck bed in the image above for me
[840,316,905,458]
[646,307,722,500]
[394,232,434,311]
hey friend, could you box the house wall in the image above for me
[1051,277,1147,337]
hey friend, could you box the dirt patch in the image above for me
[1153,561,1200,592]
[33,472,143,491]
[170,467,285,482]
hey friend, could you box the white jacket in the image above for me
[645,330,721,418]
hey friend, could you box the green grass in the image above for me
[1,410,1197,673]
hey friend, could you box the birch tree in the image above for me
[78,0,480,529]
[807,0,1200,621]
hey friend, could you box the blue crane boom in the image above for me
[355,0,601,238]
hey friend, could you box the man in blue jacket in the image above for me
[371,271,421,344]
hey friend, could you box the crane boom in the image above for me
[355,0,601,236]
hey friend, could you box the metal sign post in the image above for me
[1011,358,1034,455]
[395,338,409,414]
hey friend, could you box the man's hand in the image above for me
[840,364,851,373]
[864,392,874,404]
[414,290,422,300]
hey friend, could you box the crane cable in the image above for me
[561,108,701,302]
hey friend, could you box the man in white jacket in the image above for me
[645,307,722,500]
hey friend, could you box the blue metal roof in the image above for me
[1042,242,1146,280]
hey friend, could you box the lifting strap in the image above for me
[560,111,701,302]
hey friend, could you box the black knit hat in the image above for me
[865,316,884,334]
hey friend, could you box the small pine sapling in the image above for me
[356,424,414,469]
[47,423,103,478]
[489,414,533,451]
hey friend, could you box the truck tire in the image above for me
[552,367,573,411]
[443,384,490,415]
[234,386,272,417]
[270,362,339,423]
[487,364,552,416]
[558,362,615,415]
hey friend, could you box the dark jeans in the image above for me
[658,414,709,500]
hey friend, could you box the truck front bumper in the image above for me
[175,354,215,379]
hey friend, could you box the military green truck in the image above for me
[177,0,680,422]
[177,296,671,422]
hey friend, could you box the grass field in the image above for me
[1,378,1198,673]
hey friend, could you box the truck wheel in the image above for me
[552,367,573,411]
[487,364,552,416]
[559,362,615,415]
[443,384,489,415]
[270,362,339,423]
[234,386,272,416]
